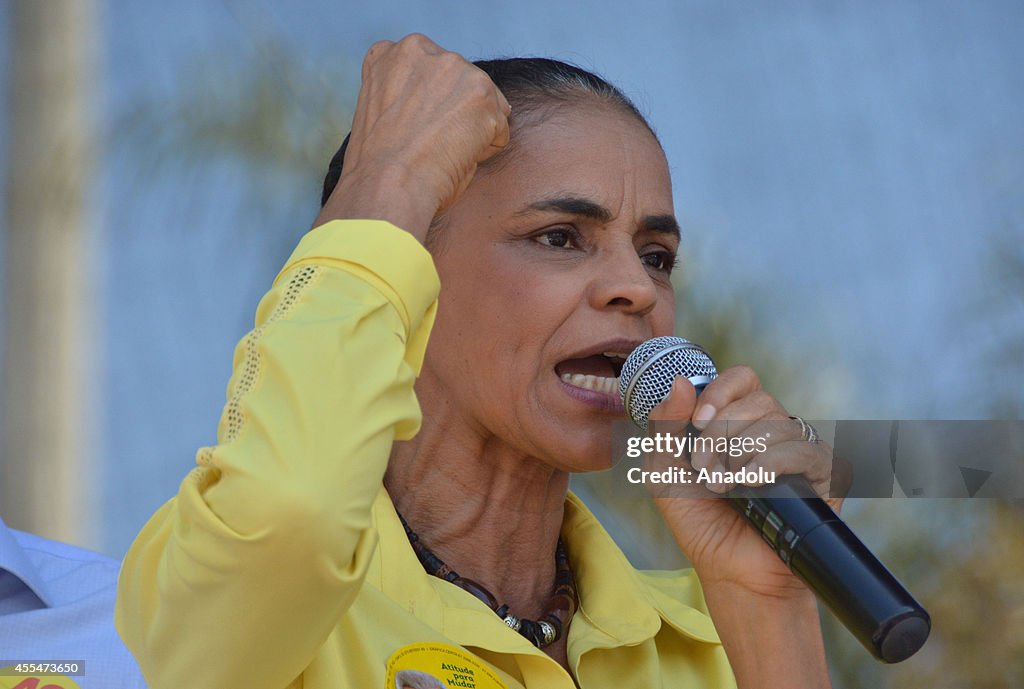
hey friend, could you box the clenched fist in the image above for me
[316,34,511,242]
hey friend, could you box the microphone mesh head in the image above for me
[619,336,718,430]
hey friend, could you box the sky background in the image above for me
[2,0,1022,556]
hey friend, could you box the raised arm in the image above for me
[115,34,509,689]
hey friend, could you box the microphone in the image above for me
[619,336,931,663]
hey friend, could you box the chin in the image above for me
[541,427,617,474]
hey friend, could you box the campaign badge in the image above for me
[385,643,509,689]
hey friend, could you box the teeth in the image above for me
[602,351,629,359]
[561,372,620,393]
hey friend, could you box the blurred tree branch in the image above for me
[112,39,355,235]
[968,220,1024,419]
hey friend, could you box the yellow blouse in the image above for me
[115,220,737,689]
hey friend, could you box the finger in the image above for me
[649,377,698,425]
[355,40,398,135]
[362,39,394,81]
[703,440,832,494]
[689,418,784,474]
[748,441,835,490]
[706,389,786,428]
[689,391,790,470]
[477,81,511,156]
[715,415,806,470]
[398,32,445,56]
[367,34,446,111]
[692,365,761,430]
[489,90,512,150]
[497,88,512,117]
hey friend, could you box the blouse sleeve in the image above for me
[115,220,439,689]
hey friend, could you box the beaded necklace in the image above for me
[397,512,579,648]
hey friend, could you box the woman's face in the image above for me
[422,100,678,471]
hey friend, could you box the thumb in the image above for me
[648,377,698,423]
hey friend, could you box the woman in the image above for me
[116,35,838,688]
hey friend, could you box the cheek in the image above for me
[432,252,573,390]
[653,293,676,336]
[441,259,522,334]
[429,258,528,390]
[439,245,559,332]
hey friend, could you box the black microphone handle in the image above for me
[690,381,929,662]
[726,476,931,663]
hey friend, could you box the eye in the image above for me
[534,227,579,249]
[641,250,678,274]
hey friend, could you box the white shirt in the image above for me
[0,517,146,688]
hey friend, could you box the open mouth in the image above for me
[555,351,628,396]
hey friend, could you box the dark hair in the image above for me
[320,57,656,207]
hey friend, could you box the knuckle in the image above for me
[395,33,433,59]
[367,39,394,56]
[465,70,497,101]
[402,32,431,48]
[436,51,470,83]
[732,364,758,385]
[497,91,512,113]
[440,49,465,66]
[363,40,392,66]
[799,440,821,460]
[469,69,493,90]
[749,389,775,409]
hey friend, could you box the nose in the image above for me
[587,244,659,316]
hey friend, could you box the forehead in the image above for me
[470,102,673,217]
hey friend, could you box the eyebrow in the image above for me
[518,195,681,240]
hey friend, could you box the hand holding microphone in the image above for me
[620,336,930,663]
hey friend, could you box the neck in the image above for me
[385,406,569,620]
